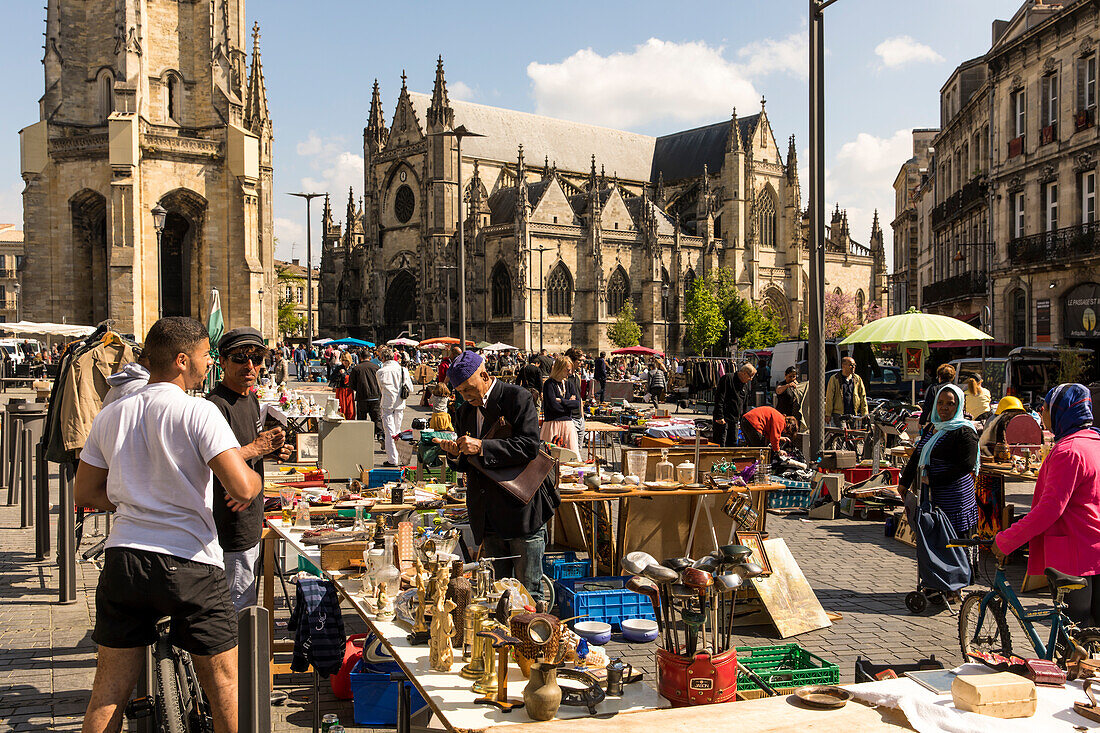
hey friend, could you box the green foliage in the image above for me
[684,281,723,354]
[798,320,809,339]
[741,308,787,349]
[1056,346,1090,385]
[276,262,307,337]
[607,301,642,348]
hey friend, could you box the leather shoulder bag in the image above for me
[468,416,558,505]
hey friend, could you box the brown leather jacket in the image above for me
[59,338,138,451]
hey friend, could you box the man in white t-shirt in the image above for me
[75,317,262,733]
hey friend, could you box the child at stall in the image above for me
[429,382,453,431]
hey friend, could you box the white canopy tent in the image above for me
[484,342,519,352]
[0,321,98,337]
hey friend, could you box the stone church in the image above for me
[320,59,885,353]
[19,0,275,341]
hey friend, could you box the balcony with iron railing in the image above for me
[931,176,987,230]
[922,270,987,307]
[1008,222,1100,266]
[0,270,18,279]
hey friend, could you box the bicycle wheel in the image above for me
[153,640,187,733]
[540,574,556,611]
[958,591,1013,661]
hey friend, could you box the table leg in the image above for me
[591,501,598,577]
[262,529,276,681]
[615,496,630,576]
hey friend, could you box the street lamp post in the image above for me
[288,193,324,347]
[13,282,21,323]
[533,246,550,352]
[662,282,670,354]
[151,204,167,319]
[437,264,456,337]
[258,288,264,342]
[427,126,484,351]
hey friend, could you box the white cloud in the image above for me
[738,31,808,80]
[277,132,365,264]
[449,81,476,101]
[527,38,760,128]
[874,36,944,68]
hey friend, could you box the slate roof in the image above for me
[650,114,761,183]
[487,179,554,225]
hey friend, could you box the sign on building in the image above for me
[1064,283,1100,339]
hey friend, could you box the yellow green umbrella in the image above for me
[839,308,993,345]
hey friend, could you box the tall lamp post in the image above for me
[533,245,550,352]
[151,204,167,319]
[437,264,456,337]
[662,282,670,354]
[13,282,21,323]
[257,288,265,342]
[807,0,839,457]
[288,193,323,347]
[427,125,484,351]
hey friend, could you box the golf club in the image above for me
[670,582,695,655]
[641,564,680,654]
[715,571,743,650]
[681,567,714,653]
[626,575,666,650]
[622,551,659,576]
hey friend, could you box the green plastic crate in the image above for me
[297,555,321,577]
[734,644,839,693]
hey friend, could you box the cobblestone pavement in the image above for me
[0,385,1048,731]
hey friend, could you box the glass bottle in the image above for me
[755,451,769,485]
[655,449,674,483]
[379,532,400,598]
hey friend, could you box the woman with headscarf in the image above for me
[993,384,1100,626]
[900,383,981,597]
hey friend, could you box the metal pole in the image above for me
[155,229,163,318]
[457,135,467,351]
[289,193,324,347]
[808,0,827,457]
[539,247,545,352]
[58,461,76,604]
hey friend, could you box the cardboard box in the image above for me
[951,672,1036,718]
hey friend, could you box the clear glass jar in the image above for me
[655,449,674,483]
[625,450,647,480]
[379,532,400,597]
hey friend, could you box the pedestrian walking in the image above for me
[378,346,413,467]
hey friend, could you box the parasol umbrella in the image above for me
[474,340,493,350]
[328,337,375,348]
[840,308,993,404]
[418,336,475,347]
[387,337,419,347]
[484,342,519,352]
[611,345,665,357]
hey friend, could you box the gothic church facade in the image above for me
[321,59,884,353]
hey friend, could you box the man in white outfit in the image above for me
[377,346,413,467]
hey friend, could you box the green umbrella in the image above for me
[839,308,992,345]
[474,340,493,350]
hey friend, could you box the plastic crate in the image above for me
[555,575,656,629]
[367,467,404,489]
[420,464,457,483]
[766,487,814,509]
[843,466,901,485]
[734,644,839,694]
[542,551,589,581]
[349,660,429,726]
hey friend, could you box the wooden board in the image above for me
[893,511,916,548]
[319,540,369,571]
[750,538,832,639]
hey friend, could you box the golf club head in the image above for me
[740,562,765,578]
[719,544,753,563]
[692,555,719,572]
[681,610,706,627]
[661,557,692,572]
[641,564,679,584]
[716,572,744,591]
[622,551,658,575]
[670,583,694,598]
[681,567,714,589]
[625,575,657,593]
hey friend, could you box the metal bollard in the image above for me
[35,441,48,561]
[4,398,25,504]
[237,606,272,733]
[20,425,32,529]
[57,462,76,604]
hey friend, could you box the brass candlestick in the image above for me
[460,606,489,678]
[471,620,500,694]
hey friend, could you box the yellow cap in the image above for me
[995,396,1024,415]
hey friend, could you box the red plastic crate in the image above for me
[843,467,900,485]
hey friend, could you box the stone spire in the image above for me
[728,108,740,152]
[345,187,357,230]
[871,209,882,240]
[786,135,798,179]
[589,155,597,190]
[655,170,665,206]
[366,79,388,151]
[244,22,270,135]
[322,193,333,229]
[426,55,455,129]
[543,155,550,179]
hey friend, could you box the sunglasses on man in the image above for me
[226,350,267,365]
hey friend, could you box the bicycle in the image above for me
[948,537,1100,676]
[125,617,214,733]
[824,414,871,456]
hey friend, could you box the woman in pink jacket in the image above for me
[994,383,1100,626]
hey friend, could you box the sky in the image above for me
[0,0,1023,271]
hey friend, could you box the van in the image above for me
[0,339,25,367]
[769,340,879,385]
[949,346,1094,407]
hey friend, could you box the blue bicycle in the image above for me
[949,538,1100,675]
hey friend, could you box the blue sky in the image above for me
[2,0,1020,269]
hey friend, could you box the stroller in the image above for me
[902,477,972,614]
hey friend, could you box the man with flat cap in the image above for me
[434,351,560,606]
[208,327,291,611]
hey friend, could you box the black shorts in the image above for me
[93,548,238,656]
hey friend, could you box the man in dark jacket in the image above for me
[594,352,608,403]
[536,349,554,377]
[713,362,756,447]
[349,354,384,443]
[516,355,544,392]
[434,351,559,606]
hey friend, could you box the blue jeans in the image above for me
[480,524,548,603]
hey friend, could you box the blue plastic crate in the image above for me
[766,476,814,509]
[367,467,404,489]
[349,660,429,726]
[542,551,588,581]
[555,575,656,629]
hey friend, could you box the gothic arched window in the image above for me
[547,263,573,316]
[684,268,697,298]
[166,72,182,123]
[491,263,512,317]
[855,289,866,323]
[96,70,114,122]
[661,267,671,320]
[394,185,415,224]
[756,187,778,248]
[607,267,629,316]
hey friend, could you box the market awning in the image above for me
[0,321,97,337]
[418,337,475,347]
[328,337,375,347]
[611,345,664,357]
[485,342,519,352]
[387,337,419,347]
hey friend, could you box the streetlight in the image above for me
[288,193,323,347]
[661,281,670,353]
[807,0,839,457]
[427,125,484,351]
[533,245,550,352]
[437,264,456,338]
[151,203,167,319]
[258,288,264,342]
[13,282,21,323]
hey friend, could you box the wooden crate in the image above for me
[319,540,369,571]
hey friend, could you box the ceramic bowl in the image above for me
[620,618,659,643]
[573,621,612,646]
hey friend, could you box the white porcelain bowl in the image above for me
[620,618,659,642]
[573,621,612,645]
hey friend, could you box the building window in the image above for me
[1083,171,1096,224]
[1011,191,1025,239]
[661,268,670,320]
[394,185,415,224]
[546,263,573,316]
[296,287,304,304]
[490,263,512,317]
[1011,288,1027,345]
[607,267,629,316]
[166,73,182,123]
[1078,54,1097,112]
[855,289,865,323]
[755,188,777,248]
[1041,72,1059,137]
[96,70,114,122]
[684,269,696,299]
[1043,181,1059,233]
[285,286,292,301]
[1012,88,1026,138]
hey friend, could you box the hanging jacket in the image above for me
[58,338,138,451]
[103,363,150,407]
[288,576,346,677]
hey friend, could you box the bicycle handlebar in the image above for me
[945,538,994,548]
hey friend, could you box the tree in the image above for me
[863,301,884,324]
[741,307,786,350]
[824,290,859,340]
[684,281,723,354]
[276,263,306,338]
[607,301,642,348]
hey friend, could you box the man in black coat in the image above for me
[349,352,384,443]
[516,355,544,392]
[434,351,559,605]
[593,352,608,403]
[713,362,756,447]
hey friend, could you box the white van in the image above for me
[0,339,24,366]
